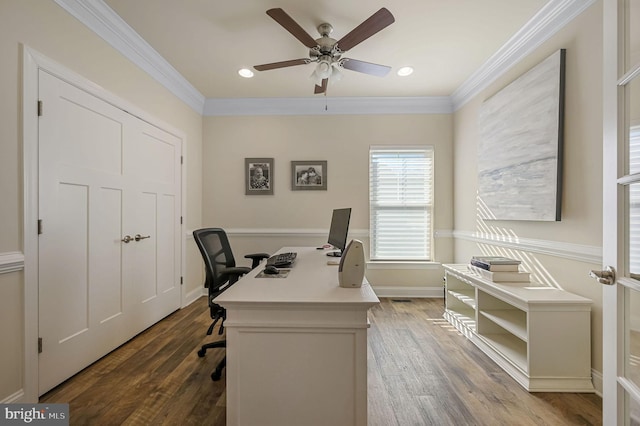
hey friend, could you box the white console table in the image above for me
[443,264,594,392]
[215,247,379,426]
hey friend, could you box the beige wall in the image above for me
[453,3,604,374]
[201,114,454,287]
[0,0,203,401]
[0,0,606,402]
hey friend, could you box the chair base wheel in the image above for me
[197,348,206,357]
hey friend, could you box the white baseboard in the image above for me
[591,368,603,397]
[1,389,25,404]
[182,287,206,307]
[372,286,444,298]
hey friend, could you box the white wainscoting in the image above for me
[0,252,24,274]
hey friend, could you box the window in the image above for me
[369,146,434,261]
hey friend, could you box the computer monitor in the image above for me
[327,208,351,257]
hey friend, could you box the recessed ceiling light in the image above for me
[238,68,254,78]
[397,67,414,77]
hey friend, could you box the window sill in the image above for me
[366,261,441,270]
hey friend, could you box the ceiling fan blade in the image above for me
[340,58,391,77]
[254,59,310,71]
[266,8,318,49]
[336,8,395,52]
[314,78,328,94]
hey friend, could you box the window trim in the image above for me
[369,145,434,262]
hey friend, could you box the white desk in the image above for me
[215,247,379,426]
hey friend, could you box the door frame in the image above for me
[601,0,620,420]
[22,46,187,402]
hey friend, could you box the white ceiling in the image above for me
[101,0,548,99]
[53,0,594,113]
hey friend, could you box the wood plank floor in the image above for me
[41,297,602,425]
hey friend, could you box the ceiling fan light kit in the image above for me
[254,7,395,95]
[238,68,254,78]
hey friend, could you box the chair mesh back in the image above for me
[193,228,236,291]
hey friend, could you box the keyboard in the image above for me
[266,252,297,267]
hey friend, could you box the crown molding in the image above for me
[53,0,205,113]
[451,0,597,110]
[203,96,453,116]
[55,0,595,116]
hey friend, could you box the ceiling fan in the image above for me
[253,7,395,95]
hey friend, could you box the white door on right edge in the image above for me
[601,0,640,424]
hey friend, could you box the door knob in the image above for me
[121,235,133,243]
[589,266,616,285]
[134,234,151,242]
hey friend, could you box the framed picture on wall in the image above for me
[291,161,327,191]
[245,158,274,195]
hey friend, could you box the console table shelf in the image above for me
[479,310,527,341]
[447,289,476,308]
[443,264,594,392]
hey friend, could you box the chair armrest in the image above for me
[244,253,270,269]
[220,266,252,285]
[221,266,252,277]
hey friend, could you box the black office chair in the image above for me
[192,228,269,381]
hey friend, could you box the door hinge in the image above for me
[180,156,183,165]
[38,219,43,235]
[38,337,43,354]
[180,216,183,225]
[38,100,43,116]
[180,276,183,285]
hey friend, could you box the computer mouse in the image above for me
[264,265,279,275]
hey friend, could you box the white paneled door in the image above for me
[37,70,181,395]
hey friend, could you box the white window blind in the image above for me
[369,146,434,261]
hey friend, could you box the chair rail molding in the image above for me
[220,228,453,239]
[0,252,25,274]
[225,228,370,239]
[453,230,601,264]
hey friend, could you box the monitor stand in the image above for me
[326,250,342,257]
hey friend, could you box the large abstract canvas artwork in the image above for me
[478,49,565,221]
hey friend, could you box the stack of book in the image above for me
[468,256,530,282]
